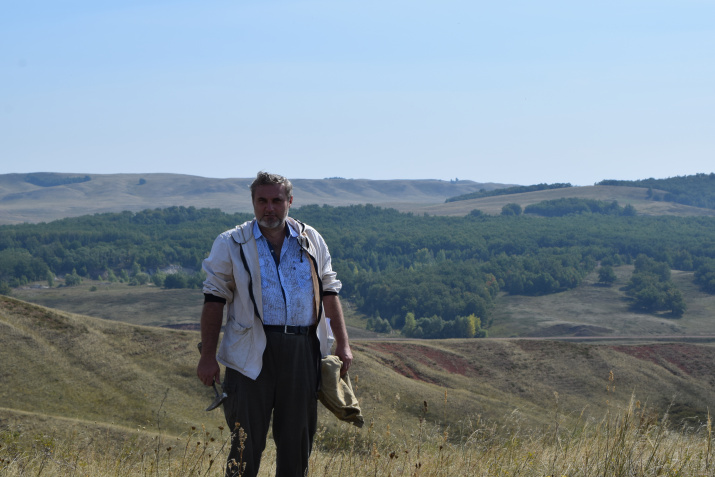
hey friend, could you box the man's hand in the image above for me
[197,355,221,386]
[323,294,352,376]
[334,342,353,376]
[197,300,224,386]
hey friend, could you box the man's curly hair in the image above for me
[250,171,293,200]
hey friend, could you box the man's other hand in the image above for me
[197,355,221,386]
[335,343,353,377]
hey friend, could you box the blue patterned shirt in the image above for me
[253,221,315,326]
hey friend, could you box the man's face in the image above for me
[252,183,292,231]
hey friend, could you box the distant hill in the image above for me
[4,172,715,225]
[0,173,509,225]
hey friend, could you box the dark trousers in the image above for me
[223,329,320,477]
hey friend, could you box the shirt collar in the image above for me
[253,219,299,240]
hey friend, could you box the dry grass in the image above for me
[2,390,713,476]
[3,295,715,475]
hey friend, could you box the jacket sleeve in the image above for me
[202,233,237,304]
[313,230,342,295]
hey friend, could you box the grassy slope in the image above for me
[397,185,715,217]
[0,295,216,436]
[3,295,715,445]
[489,267,715,339]
[12,282,205,328]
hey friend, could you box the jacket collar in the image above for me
[230,217,307,245]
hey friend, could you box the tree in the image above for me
[367,315,392,333]
[64,269,82,287]
[417,315,444,338]
[164,273,188,289]
[456,314,477,338]
[130,272,150,286]
[0,281,11,296]
[501,203,522,216]
[622,204,637,216]
[665,287,686,317]
[598,265,617,286]
[402,312,417,337]
[151,272,166,287]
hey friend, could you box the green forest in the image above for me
[3,197,715,337]
[598,172,715,209]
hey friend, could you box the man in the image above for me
[197,171,353,477]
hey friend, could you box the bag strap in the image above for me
[238,242,263,323]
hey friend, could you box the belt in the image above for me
[263,324,316,335]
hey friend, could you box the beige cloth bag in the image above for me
[317,355,364,428]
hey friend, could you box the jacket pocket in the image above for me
[219,319,254,371]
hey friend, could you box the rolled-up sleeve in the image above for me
[315,233,342,295]
[202,233,236,304]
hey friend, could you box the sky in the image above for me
[2,1,714,186]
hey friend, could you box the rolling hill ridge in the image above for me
[0,173,507,225]
[3,172,715,226]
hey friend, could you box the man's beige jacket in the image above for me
[202,217,342,380]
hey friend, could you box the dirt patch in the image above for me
[356,342,479,383]
[529,323,613,337]
[610,344,715,378]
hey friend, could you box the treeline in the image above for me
[597,173,715,209]
[446,183,572,203]
[0,206,252,288]
[4,205,715,336]
[24,173,92,188]
[524,198,637,217]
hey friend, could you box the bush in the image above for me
[151,272,166,287]
[129,272,150,286]
[163,273,188,289]
[64,269,82,287]
[598,265,617,286]
[366,316,392,334]
[0,281,11,296]
[501,203,522,216]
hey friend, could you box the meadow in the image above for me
[2,388,713,476]
[3,293,715,476]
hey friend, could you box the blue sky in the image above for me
[2,0,714,185]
